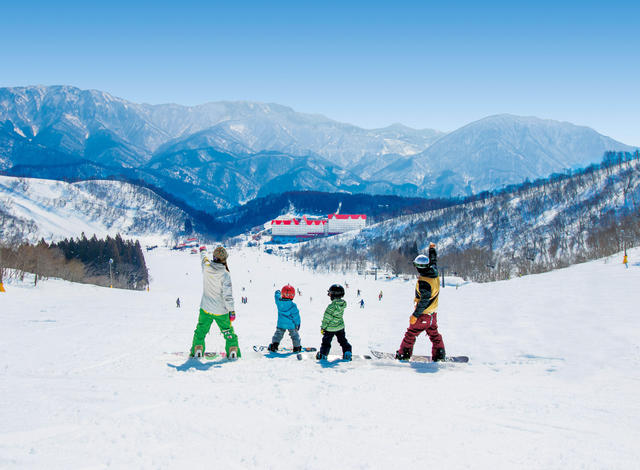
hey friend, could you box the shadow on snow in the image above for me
[166,358,225,371]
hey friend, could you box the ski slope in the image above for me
[1,246,639,469]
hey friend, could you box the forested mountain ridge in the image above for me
[294,151,640,281]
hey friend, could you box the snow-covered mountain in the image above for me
[0,86,442,168]
[379,114,636,197]
[0,175,190,243]
[1,86,635,207]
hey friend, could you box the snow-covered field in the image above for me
[1,246,639,469]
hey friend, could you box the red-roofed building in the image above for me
[270,214,366,243]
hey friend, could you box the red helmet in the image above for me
[281,284,295,300]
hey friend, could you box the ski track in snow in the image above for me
[1,246,640,469]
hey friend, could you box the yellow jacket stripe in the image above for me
[414,275,439,315]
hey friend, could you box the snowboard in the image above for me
[165,351,233,361]
[253,345,317,353]
[313,353,373,361]
[253,345,317,361]
[370,350,469,363]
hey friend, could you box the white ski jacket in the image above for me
[199,252,235,316]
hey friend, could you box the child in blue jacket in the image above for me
[268,284,302,352]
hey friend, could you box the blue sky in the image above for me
[1,1,639,145]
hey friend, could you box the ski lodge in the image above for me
[270,214,367,243]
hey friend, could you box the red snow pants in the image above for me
[398,312,445,358]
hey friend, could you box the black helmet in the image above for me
[328,284,345,299]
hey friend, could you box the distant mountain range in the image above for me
[0,85,635,209]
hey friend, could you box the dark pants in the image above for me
[398,312,445,359]
[319,329,352,356]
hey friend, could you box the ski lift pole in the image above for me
[109,258,114,288]
[440,264,448,288]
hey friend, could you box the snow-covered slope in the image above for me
[0,175,189,243]
[1,245,638,468]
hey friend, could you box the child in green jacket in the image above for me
[316,284,353,361]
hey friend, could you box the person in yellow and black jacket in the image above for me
[396,243,446,361]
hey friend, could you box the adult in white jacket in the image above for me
[190,246,240,358]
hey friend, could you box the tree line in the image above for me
[0,234,149,290]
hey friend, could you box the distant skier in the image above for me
[176,297,181,308]
[316,284,352,361]
[357,289,361,296]
[396,243,446,362]
[378,290,383,301]
[359,298,365,308]
[190,246,240,359]
[623,253,629,268]
[268,284,302,352]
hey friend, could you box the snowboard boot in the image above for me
[343,351,352,361]
[228,346,238,360]
[315,352,327,360]
[292,346,302,353]
[433,348,446,362]
[395,347,411,361]
[268,342,279,352]
[193,345,203,358]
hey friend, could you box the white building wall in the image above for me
[271,215,365,237]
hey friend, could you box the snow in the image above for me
[1,246,639,469]
[0,176,184,245]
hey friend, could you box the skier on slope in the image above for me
[396,243,446,362]
[268,284,302,352]
[316,284,352,361]
[190,246,240,359]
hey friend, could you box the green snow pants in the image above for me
[191,309,241,357]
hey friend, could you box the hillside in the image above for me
[1,244,638,468]
[0,176,191,243]
[294,151,640,280]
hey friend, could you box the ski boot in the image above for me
[432,348,446,362]
[292,346,302,353]
[395,348,411,361]
[193,345,203,358]
[343,351,352,361]
[228,346,239,360]
[268,342,279,352]
[315,352,327,360]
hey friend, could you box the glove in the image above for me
[229,311,236,322]
[410,315,417,326]
[320,328,325,335]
